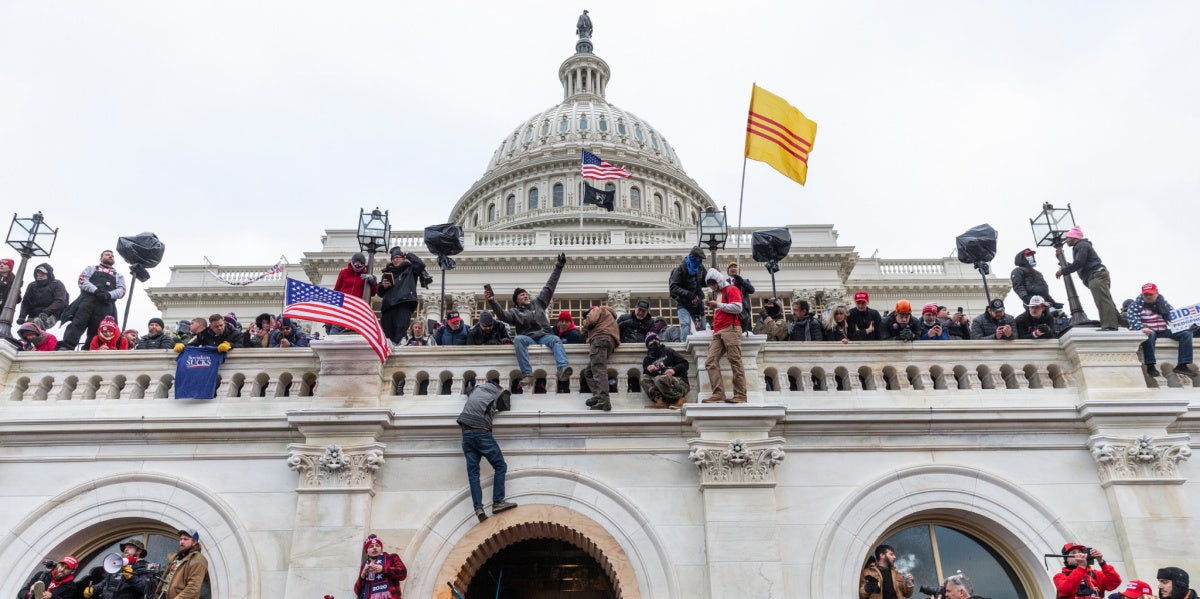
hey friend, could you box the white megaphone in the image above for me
[102,552,137,574]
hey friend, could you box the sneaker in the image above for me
[702,395,727,403]
[590,399,611,412]
[584,396,601,407]
[475,508,488,523]
[557,366,573,381]
[726,396,748,404]
[1173,364,1197,377]
[492,500,517,514]
[1146,365,1161,377]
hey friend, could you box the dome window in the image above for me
[579,115,588,131]
[528,187,539,210]
[506,195,516,216]
[651,132,661,150]
[553,183,564,207]
[654,192,663,213]
[559,118,569,133]
[634,125,644,141]
[541,121,550,137]
[604,182,616,193]
[598,117,608,132]
[617,121,627,136]
[630,186,641,210]
[673,201,682,219]
[487,203,496,222]
[498,140,506,154]
[472,214,479,228]
[524,126,533,142]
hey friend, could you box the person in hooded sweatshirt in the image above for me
[332,252,377,334]
[90,316,131,351]
[1010,248,1063,309]
[17,262,70,330]
[17,322,58,352]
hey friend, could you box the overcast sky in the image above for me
[2,1,1197,332]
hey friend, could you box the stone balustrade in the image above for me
[1,330,1193,419]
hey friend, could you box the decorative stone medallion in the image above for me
[287,442,386,493]
[1089,434,1191,484]
[688,437,785,488]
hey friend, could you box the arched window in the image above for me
[630,186,641,210]
[553,183,564,207]
[579,115,589,131]
[541,121,550,137]
[559,118,569,133]
[617,121,627,136]
[604,182,616,193]
[651,132,661,150]
[528,187,539,210]
[672,201,682,219]
[506,195,516,216]
[524,126,533,142]
[634,125,644,141]
[598,117,608,132]
[472,214,479,228]
[487,203,496,222]
[873,523,1030,599]
[653,192,663,213]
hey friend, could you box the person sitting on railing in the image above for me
[1127,283,1196,379]
[823,305,851,343]
[17,263,69,332]
[135,317,177,350]
[847,291,882,341]
[642,332,690,409]
[90,316,131,350]
[937,306,970,340]
[178,313,243,352]
[753,297,788,341]
[402,318,433,346]
[433,310,469,346]
[617,300,654,344]
[554,310,586,344]
[668,247,708,342]
[1014,295,1057,340]
[466,310,512,345]
[785,299,824,341]
[971,299,1015,340]
[484,253,573,390]
[1011,248,1063,309]
[881,300,921,341]
[580,304,620,412]
[16,322,58,352]
[919,303,949,340]
[269,317,310,348]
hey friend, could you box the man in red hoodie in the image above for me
[701,268,747,404]
[1054,542,1121,599]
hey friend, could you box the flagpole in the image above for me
[734,155,748,268]
[579,179,584,229]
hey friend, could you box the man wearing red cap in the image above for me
[847,290,882,341]
[1055,226,1119,330]
[1054,542,1121,599]
[1121,580,1155,599]
[1126,283,1196,378]
[19,555,80,599]
[354,534,408,599]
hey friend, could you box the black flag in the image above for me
[582,183,615,212]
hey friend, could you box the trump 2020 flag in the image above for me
[175,346,226,399]
[282,278,391,362]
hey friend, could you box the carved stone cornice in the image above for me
[687,437,786,489]
[607,290,630,314]
[286,442,386,494]
[1088,433,1192,486]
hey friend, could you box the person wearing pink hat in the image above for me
[918,302,949,340]
[1126,283,1196,378]
[355,534,408,599]
[1055,226,1119,330]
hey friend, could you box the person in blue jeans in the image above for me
[1127,282,1196,379]
[485,253,573,391]
[457,381,517,523]
[669,247,708,342]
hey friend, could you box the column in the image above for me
[686,405,787,598]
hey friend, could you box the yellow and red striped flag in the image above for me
[745,84,817,185]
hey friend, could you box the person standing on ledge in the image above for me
[1055,226,1119,330]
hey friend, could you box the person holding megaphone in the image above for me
[83,538,152,599]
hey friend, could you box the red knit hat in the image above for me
[363,534,383,551]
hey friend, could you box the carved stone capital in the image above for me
[287,442,386,493]
[607,290,631,314]
[1088,434,1191,485]
[687,437,785,489]
[450,291,478,321]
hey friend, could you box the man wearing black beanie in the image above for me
[1159,568,1194,599]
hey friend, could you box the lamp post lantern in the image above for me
[356,208,390,303]
[697,206,728,271]
[1029,202,1095,327]
[1,212,58,341]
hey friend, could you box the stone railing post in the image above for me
[309,335,386,407]
[686,333,767,404]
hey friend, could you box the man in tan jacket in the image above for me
[154,529,208,599]
[581,304,620,412]
[860,544,914,599]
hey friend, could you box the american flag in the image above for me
[581,149,631,180]
[282,278,390,363]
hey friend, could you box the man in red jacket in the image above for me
[355,534,408,599]
[1054,542,1121,599]
[701,268,747,403]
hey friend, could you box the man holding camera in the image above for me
[642,331,690,408]
[971,299,1015,340]
[860,544,915,599]
[1053,542,1121,599]
[1014,295,1057,339]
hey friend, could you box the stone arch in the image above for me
[809,463,1065,598]
[0,472,259,599]
[405,467,677,599]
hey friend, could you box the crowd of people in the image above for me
[859,542,1197,599]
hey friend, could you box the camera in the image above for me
[864,575,881,594]
[1077,580,1096,596]
[898,328,917,341]
[1036,324,1052,337]
[43,559,56,569]
[920,585,945,597]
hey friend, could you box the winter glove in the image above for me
[94,289,111,300]
[217,341,232,353]
[83,586,96,599]
[122,565,133,580]
[556,252,567,268]
[174,343,184,353]
[361,274,376,285]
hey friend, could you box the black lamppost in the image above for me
[0,212,58,340]
[1030,202,1095,327]
[356,208,390,303]
[698,206,728,271]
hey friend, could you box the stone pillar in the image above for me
[284,409,391,598]
[685,405,787,598]
[309,334,385,408]
[686,333,768,403]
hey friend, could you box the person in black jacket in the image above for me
[486,253,573,388]
[668,247,707,342]
[377,247,430,345]
[1014,295,1057,339]
[847,290,882,341]
[134,317,177,350]
[727,262,755,332]
[457,382,516,523]
[1010,249,1063,309]
[17,263,70,331]
[1056,226,1119,330]
[466,310,512,345]
[786,300,824,341]
[178,314,244,352]
[19,555,81,599]
[85,538,153,599]
[617,300,655,344]
[881,300,921,341]
[642,332,690,408]
[58,250,127,350]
